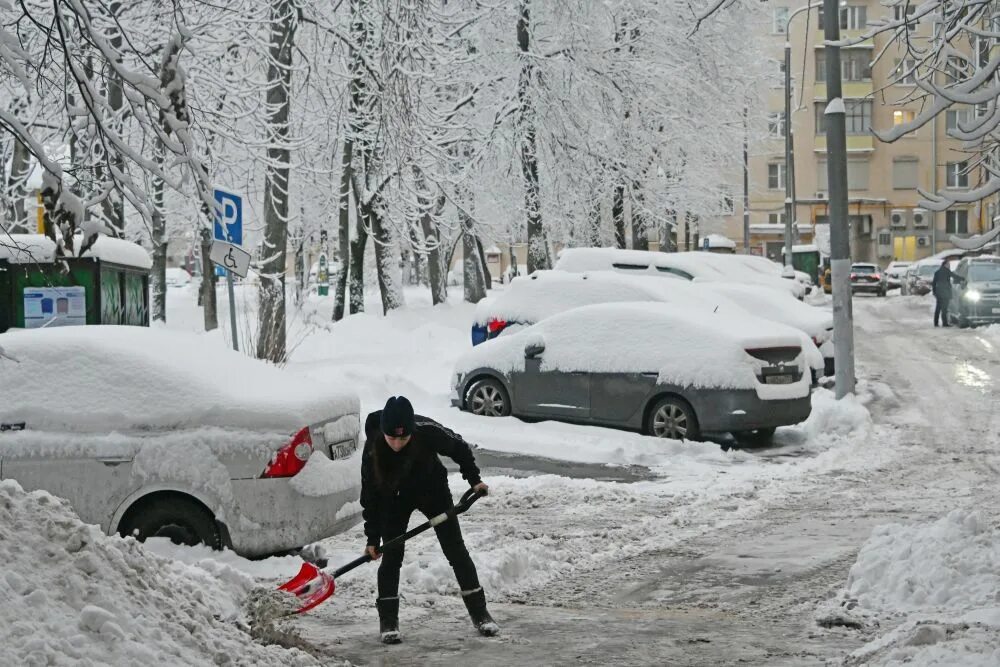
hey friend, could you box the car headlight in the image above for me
[965,290,981,302]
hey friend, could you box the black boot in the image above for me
[376,596,401,644]
[462,588,499,637]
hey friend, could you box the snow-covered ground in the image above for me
[3,284,998,665]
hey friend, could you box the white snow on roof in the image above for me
[705,233,736,249]
[0,233,56,263]
[457,302,810,398]
[74,234,153,270]
[0,479,317,666]
[0,326,359,433]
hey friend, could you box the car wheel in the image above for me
[646,396,700,441]
[119,496,222,549]
[734,427,777,445]
[465,378,512,417]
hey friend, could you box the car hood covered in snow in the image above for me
[0,326,358,433]
[456,302,810,394]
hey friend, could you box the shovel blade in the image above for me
[277,562,336,614]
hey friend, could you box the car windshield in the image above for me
[852,265,877,274]
[918,265,938,276]
[968,263,1000,282]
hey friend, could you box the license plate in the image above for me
[764,375,794,385]
[330,441,354,459]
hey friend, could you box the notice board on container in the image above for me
[23,286,87,328]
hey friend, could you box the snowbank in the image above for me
[0,326,358,433]
[456,302,810,397]
[822,510,1000,666]
[801,388,872,439]
[0,479,315,666]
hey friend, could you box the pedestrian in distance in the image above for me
[932,259,958,327]
[360,395,499,644]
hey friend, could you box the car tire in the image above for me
[646,396,700,441]
[465,378,512,418]
[119,496,222,549]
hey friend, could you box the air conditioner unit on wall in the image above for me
[912,208,929,227]
[890,209,908,228]
[917,235,931,247]
[815,191,827,200]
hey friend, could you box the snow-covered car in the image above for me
[850,263,886,296]
[721,253,813,297]
[884,261,912,290]
[452,303,813,441]
[0,326,363,557]
[554,247,804,300]
[165,267,192,287]
[469,270,826,381]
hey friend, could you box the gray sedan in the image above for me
[451,303,813,442]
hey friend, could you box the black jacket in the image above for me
[360,411,482,547]
[933,265,955,299]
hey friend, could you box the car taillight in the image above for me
[850,273,857,279]
[487,318,507,334]
[873,274,881,280]
[261,426,313,478]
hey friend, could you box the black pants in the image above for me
[934,297,951,326]
[377,489,481,599]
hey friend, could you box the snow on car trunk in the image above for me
[457,302,809,396]
[0,479,316,666]
[0,326,358,433]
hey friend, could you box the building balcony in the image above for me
[814,134,874,153]
[813,81,874,99]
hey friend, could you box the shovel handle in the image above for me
[332,488,485,579]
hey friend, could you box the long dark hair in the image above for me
[370,432,428,492]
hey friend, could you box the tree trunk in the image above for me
[612,185,626,249]
[348,214,367,314]
[517,0,548,274]
[587,197,602,247]
[660,210,677,252]
[5,139,31,233]
[199,227,218,331]
[333,136,354,322]
[414,168,447,305]
[631,183,649,250]
[462,227,486,303]
[684,213,691,251]
[256,0,296,363]
[101,0,126,236]
[150,141,167,323]
[476,236,492,290]
[359,190,403,315]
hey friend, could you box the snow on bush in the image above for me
[0,479,316,666]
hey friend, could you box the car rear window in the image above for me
[918,265,937,276]
[852,265,877,274]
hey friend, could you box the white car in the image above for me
[0,326,362,557]
[554,248,804,300]
[884,261,912,290]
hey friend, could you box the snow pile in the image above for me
[289,450,362,498]
[0,326,358,433]
[0,479,316,666]
[822,510,1000,666]
[73,234,153,269]
[456,302,811,397]
[801,388,872,438]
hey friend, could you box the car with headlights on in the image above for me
[950,256,1000,327]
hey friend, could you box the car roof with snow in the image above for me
[0,326,358,433]
[457,302,809,392]
[472,270,740,325]
[699,283,832,338]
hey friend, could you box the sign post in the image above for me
[213,188,244,352]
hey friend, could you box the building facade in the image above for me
[724,1,997,265]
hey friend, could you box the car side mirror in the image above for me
[524,343,545,359]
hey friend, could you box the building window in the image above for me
[946,210,969,234]
[768,212,787,225]
[816,100,872,135]
[819,6,866,29]
[893,110,915,126]
[947,161,969,188]
[773,7,789,34]
[893,157,919,189]
[816,159,868,191]
[768,112,786,138]
[946,108,970,131]
[768,163,787,190]
[894,4,916,21]
[816,49,872,82]
[894,58,917,85]
[977,36,990,68]
[946,56,967,82]
[878,230,892,246]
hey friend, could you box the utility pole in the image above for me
[823,0,856,397]
[743,104,750,252]
[783,40,794,269]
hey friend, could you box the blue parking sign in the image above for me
[213,189,243,246]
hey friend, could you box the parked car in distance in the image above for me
[453,302,812,442]
[850,263,886,296]
[554,248,805,300]
[949,256,1000,327]
[0,326,363,557]
[469,270,826,381]
[905,260,941,296]
[884,261,912,290]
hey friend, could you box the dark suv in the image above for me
[950,257,1000,327]
[850,263,886,297]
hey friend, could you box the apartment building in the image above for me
[725,1,996,265]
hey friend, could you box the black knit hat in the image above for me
[381,396,415,437]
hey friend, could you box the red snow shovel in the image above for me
[277,488,486,614]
